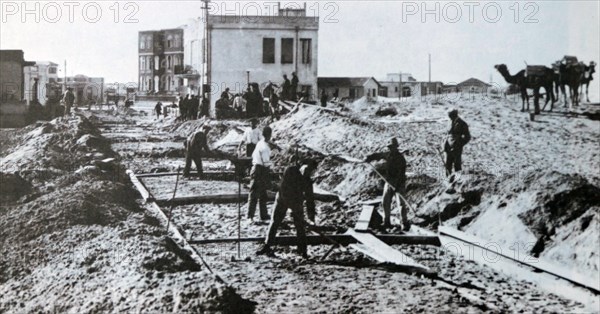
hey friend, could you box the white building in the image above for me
[182,5,319,117]
[24,61,59,106]
[318,77,381,101]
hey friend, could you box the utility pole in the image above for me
[399,71,402,100]
[201,0,210,98]
[428,53,431,83]
[64,60,67,92]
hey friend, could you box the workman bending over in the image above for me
[183,125,211,178]
[257,159,318,258]
[365,137,409,231]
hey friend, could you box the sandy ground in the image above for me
[1,90,598,312]
[63,91,599,312]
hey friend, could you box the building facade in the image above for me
[24,61,59,106]
[318,77,381,101]
[138,28,184,96]
[457,78,492,93]
[177,6,319,116]
[0,50,35,103]
[58,75,105,107]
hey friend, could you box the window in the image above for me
[281,38,294,64]
[140,36,146,49]
[263,38,275,63]
[140,57,146,70]
[300,38,311,64]
[394,86,398,92]
[167,35,173,48]
[48,67,57,74]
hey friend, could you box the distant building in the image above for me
[138,28,184,96]
[58,75,104,107]
[24,61,60,106]
[0,50,35,103]
[457,78,491,93]
[318,77,381,101]
[179,5,319,117]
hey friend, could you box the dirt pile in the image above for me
[0,115,254,313]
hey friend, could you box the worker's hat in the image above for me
[388,137,399,148]
[447,108,458,115]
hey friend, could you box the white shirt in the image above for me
[252,139,272,167]
[243,127,262,145]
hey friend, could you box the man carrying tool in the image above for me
[183,125,212,178]
[247,126,274,222]
[257,159,318,258]
[443,108,471,176]
[365,137,409,231]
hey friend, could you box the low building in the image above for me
[59,75,105,107]
[0,50,35,103]
[318,77,381,101]
[24,61,60,106]
[457,78,491,93]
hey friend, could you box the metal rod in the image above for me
[166,166,181,232]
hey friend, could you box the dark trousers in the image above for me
[184,150,203,177]
[247,165,270,220]
[265,193,307,254]
[246,143,256,157]
[445,147,463,174]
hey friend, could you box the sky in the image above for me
[1,0,599,89]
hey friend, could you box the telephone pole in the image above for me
[428,53,431,83]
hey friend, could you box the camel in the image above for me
[580,61,596,103]
[552,61,568,105]
[494,64,556,114]
[559,58,584,108]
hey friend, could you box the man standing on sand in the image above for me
[291,72,299,101]
[183,125,212,178]
[63,87,75,118]
[257,159,318,258]
[444,108,471,176]
[238,118,262,157]
[365,137,409,231]
[154,101,162,120]
[247,126,274,222]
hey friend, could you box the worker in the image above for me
[154,101,162,120]
[247,126,274,222]
[257,159,318,258]
[365,137,409,231]
[291,72,299,101]
[238,118,262,157]
[282,75,291,101]
[63,87,75,118]
[183,125,212,178]
[443,108,471,176]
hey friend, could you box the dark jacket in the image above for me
[366,148,407,186]
[445,117,471,151]
[64,91,75,105]
[279,165,315,212]
[186,131,210,154]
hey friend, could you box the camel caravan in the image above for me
[495,56,596,115]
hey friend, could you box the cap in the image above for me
[388,137,399,148]
[447,108,458,115]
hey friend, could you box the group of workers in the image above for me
[182,107,471,259]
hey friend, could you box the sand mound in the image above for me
[0,114,254,313]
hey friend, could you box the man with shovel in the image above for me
[257,158,318,258]
[365,137,409,231]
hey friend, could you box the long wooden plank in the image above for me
[346,228,434,274]
[135,171,236,178]
[190,234,440,246]
[355,205,375,231]
[126,170,155,202]
[439,226,600,293]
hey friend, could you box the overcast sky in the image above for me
[1,0,598,89]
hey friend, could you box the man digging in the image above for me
[257,159,318,258]
[365,137,410,232]
[183,125,212,178]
